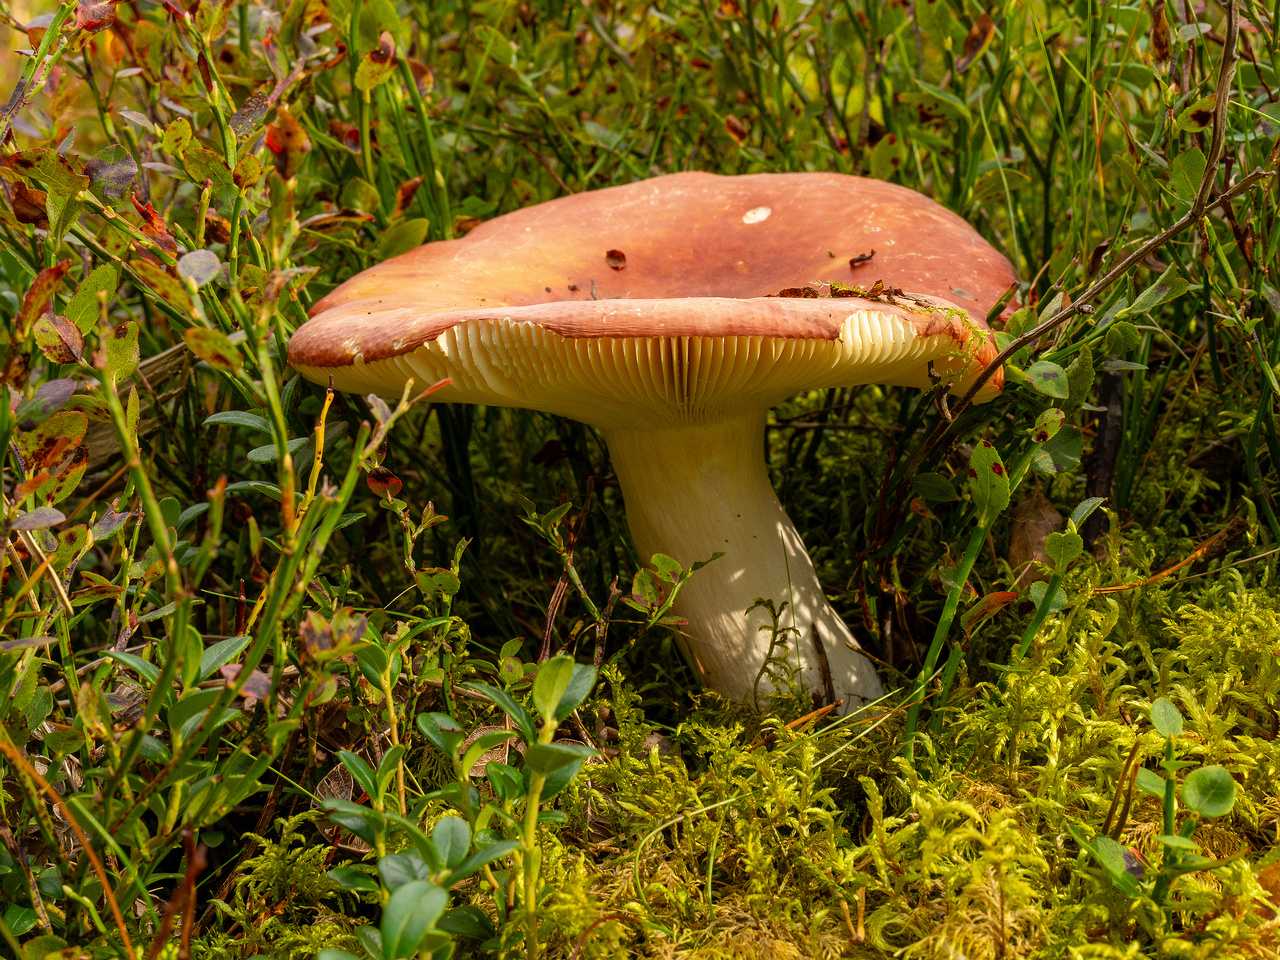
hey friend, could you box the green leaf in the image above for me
[337,750,380,801]
[328,866,381,893]
[204,410,272,433]
[967,439,1010,522]
[460,730,517,777]
[105,651,159,685]
[1182,765,1237,818]
[1044,530,1083,569]
[1135,768,1166,797]
[377,851,430,891]
[464,682,537,743]
[532,655,575,726]
[438,905,496,940]
[247,435,309,464]
[105,321,140,385]
[375,744,407,796]
[1169,147,1206,202]
[912,472,958,502]
[199,635,251,681]
[1150,698,1183,739]
[67,263,120,333]
[1031,427,1083,475]
[553,663,597,722]
[1157,834,1200,849]
[1069,497,1106,528]
[432,817,470,869]
[1025,360,1070,398]
[1119,264,1191,319]
[1068,825,1141,898]
[415,567,461,601]
[376,218,430,260]
[381,880,447,959]
[524,741,596,777]
[417,713,467,761]
[448,839,520,882]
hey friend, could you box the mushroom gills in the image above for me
[325,308,962,431]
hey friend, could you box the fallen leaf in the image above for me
[1007,489,1063,583]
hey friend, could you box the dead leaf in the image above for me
[11,181,50,227]
[956,12,996,73]
[1150,0,1171,63]
[725,114,749,145]
[74,0,119,32]
[392,176,424,218]
[130,193,177,256]
[1007,489,1063,583]
[849,249,876,268]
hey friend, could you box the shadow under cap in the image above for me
[289,170,1017,373]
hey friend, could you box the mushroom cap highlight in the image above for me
[288,171,1017,417]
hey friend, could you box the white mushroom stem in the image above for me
[604,412,883,709]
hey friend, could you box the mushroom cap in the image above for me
[289,171,1017,427]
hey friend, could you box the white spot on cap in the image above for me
[742,206,771,224]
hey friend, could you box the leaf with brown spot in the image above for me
[40,443,91,505]
[960,591,1020,637]
[11,181,50,227]
[204,210,233,244]
[265,107,311,179]
[104,321,140,385]
[220,664,273,700]
[12,507,66,530]
[452,215,483,235]
[355,30,397,91]
[130,193,177,256]
[1150,0,1170,62]
[17,260,70,339]
[184,327,242,373]
[130,259,193,312]
[34,313,85,364]
[17,410,89,473]
[724,114,749,145]
[392,176,424,218]
[367,466,402,500]
[74,0,119,30]
[13,472,53,501]
[605,249,627,270]
[407,59,434,94]
[229,89,270,136]
[233,153,261,189]
[86,145,137,200]
[955,11,996,73]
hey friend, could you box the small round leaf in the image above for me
[1182,765,1236,818]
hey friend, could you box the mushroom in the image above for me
[289,172,1016,710]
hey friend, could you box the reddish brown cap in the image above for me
[289,172,1016,424]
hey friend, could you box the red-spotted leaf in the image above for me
[967,439,1010,523]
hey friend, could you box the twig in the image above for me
[893,0,1258,506]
